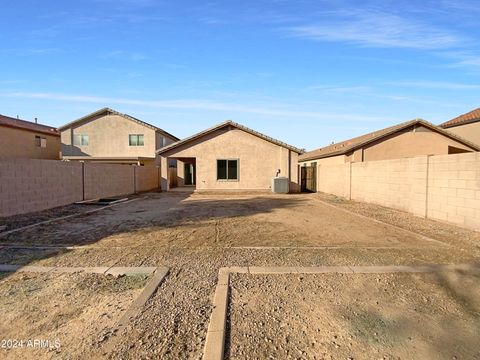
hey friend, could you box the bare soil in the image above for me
[0,271,148,359]
[0,204,92,232]
[0,192,479,359]
[316,192,480,251]
[228,269,480,360]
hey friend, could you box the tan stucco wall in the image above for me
[444,122,480,147]
[0,126,60,160]
[362,126,474,161]
[160,128,300,192]
[61,114,176,160]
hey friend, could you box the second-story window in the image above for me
[35,135,47,148]
[73,134,89,146]
[129,134,144,146]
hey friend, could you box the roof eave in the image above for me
[441,118,480,129]
[300,119,480,161]
[156,121,304,155]
[0,123,60,137]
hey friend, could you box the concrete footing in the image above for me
[203,263,480,360]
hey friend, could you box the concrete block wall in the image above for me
[0,158,83,217]
[83,163,135,200]
[0,159,160,217]
[317,163,351,198]
[135,165,160,192]
[427,152,480,229]
[351,156,428,217]
[317,152,480,230]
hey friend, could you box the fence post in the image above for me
[348,162,352,200]
[81,162,85,201]
[424,155,431,218]
[133,166,137,194]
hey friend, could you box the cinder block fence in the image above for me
[316,152,480,230]
[0,158,160,217]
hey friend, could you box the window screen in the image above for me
[228,160,238,180]
[217,160,227,180]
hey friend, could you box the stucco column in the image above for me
[160,156,169,191]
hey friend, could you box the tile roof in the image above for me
[0,114,59,136]
[156,120,304,155]
[440,108,480,128]
[299,119,479,162]
[58,107,179,141]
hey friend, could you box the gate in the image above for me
[301,163,317,192]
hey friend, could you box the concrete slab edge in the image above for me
[98,267,170,357]
[203,271,230,360]
[0,264,160,276]
[204,262,480,360]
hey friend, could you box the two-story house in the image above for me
[59,108,179,166]
[0,114,60,159]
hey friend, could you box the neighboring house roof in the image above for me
[299,119,480,162]
[58,107,179,140]
[0,114,59,137]
[157,120,304,155]
[440,107,480,129]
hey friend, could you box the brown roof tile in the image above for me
[440,108,480,128]
[0,114,59,136]
[299,119,479,162]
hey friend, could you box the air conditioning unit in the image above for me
[272,176,289,194]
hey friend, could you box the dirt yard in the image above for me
[0,271,148,359]
[0,191,479,359]
[228,269,480,360]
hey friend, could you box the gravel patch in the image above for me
[228,269,480,360]
[0,271,148,359]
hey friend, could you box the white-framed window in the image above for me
[73,134,89,146]
[217,159,239,181]
[129,134,144,146]
[35,135,47,148]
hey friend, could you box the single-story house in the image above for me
[156,121,304,193]
[298,119,479,192]
[59,107,179,166]
[0,114,60,159]
[440,107,480,146]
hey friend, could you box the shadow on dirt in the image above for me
[0,192,308,269]
[342,268,480,359]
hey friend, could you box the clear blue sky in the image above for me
[1,0,479,150]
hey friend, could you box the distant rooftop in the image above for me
[0,114,59,136]
[299,119,479,162]
[440,107,480,129]
[58,107,179,141]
